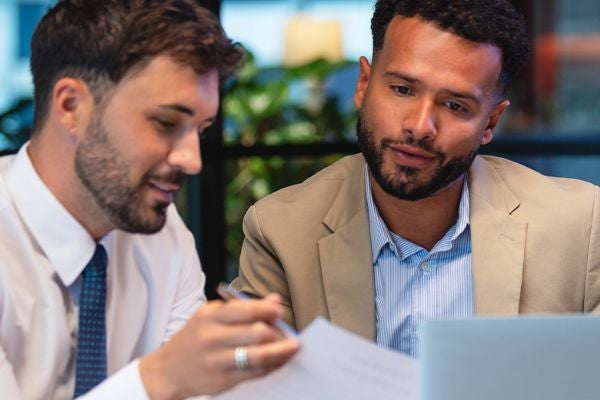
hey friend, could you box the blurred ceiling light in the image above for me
[283,15,343,66]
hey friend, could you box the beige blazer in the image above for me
[233,154,600,341]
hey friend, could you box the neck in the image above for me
[370,173,465,251]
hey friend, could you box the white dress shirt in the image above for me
[0,144,206,399]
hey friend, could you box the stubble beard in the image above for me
[356,115,478,201]
[74,111,183,234]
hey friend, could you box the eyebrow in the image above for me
[383,71,421,85]
[159,104,194,116]
[383,71,482,106]
[158,104,217,124]
[439,89,481,106]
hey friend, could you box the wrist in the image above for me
[139,352,184,400]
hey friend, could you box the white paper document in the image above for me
[211,317,419,400]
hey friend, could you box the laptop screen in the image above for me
[419,316,600,400]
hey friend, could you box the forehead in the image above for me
[107,55,220,116]
[376,16,503,98]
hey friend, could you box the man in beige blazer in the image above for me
[232,0,600,352]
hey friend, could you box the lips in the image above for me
[389,145,436,168]
[148,180,180,203]
[149,180,180,192]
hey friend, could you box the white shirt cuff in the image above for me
[78,359,149,400]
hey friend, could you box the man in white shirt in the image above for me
[0,0,299,399]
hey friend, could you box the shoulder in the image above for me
[0,154,16,209]
[244,153,366,240]
[0,153,16,172]
[253,153,364,212]
[472,155,598,220]
[247,154,364,229]
[475,155,597,196]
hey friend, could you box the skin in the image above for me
[27,56,300,399]
[141,293,300,399]
[29,56,216,239]
[354,16,510,250]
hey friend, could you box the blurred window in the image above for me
[222,0,372,66]
[0,0,50,152]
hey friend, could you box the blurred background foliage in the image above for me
[222,50,359,277]
[223,51,357,146]
[0,98,32,154]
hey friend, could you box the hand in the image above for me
[139,293,301,400]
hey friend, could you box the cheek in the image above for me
[443,131,486,157]
[126,143,167,180]
[108,118,172,163]
[361,102,400,140]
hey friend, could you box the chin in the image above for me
[136,216,167,234]
[145,207,168,231]
[119,208,168,235]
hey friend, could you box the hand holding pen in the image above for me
[217,282,298,339]
[140,283,300,398]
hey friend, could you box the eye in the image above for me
[152,117,180,134]
[390,85,413,96]
[443,100,468,113]
[154,117,176,128]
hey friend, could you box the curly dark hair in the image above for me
[30,0,244,132]
[371,0,529,90]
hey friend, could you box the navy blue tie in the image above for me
[74,244,108,397]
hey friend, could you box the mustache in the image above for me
[356,115,444,159]
[380,136,444,159]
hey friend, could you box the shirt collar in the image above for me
[365,165,396,263]
[450,178,470,242]
[5,143,97,286]
[364,164,471,263]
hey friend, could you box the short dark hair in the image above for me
[371,0,529,90]
[30,0,244,132]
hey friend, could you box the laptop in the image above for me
[419,315,600,400]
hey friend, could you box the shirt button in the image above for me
[421,262,429,272]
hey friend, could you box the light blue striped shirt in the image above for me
[365,165,473,358]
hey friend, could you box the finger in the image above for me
[206,298,284,325]
[199,321,284,351]
[203,338,300,371]
[242,339,301,371]
[262,292,282,305]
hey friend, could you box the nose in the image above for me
[167,130,202,175]
[402,98,437,140]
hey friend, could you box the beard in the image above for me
[356,115,478,201]
[74,111,185,234]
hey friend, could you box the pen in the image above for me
[217,282,298,338]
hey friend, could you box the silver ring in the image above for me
[234,346,249,370]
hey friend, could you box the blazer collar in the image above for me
[318,154,376,340]
[317,154,528,339]
[469,155,527,316]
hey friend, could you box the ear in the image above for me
[51,77,95,139]
[353,56,372,109]
[481,99,510,145]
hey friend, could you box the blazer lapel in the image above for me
[469,156,527,316]
[315,154,527,336]
[318,155,376,341]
